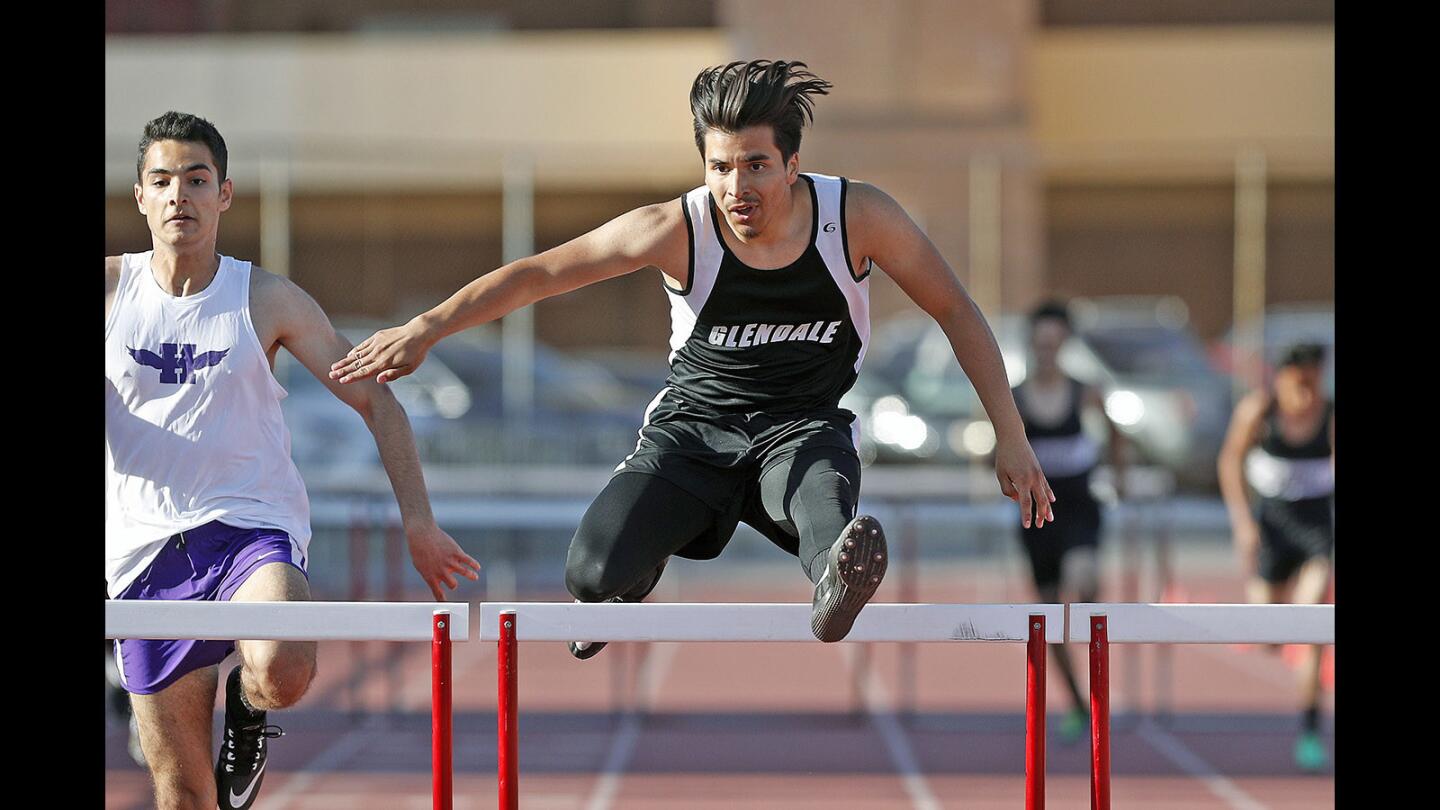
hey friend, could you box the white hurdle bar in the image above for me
[104,600,468,810]
[481,602,1063,810]
[1067,603,1335,810]
[1067,603,1334,644]
[479,602,1064,643]
[105,599,471,641]
[105,599,470,641]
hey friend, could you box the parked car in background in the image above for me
[277,324,657,472]
[1064,297,1232,490]
[1211,303,1334,396]
[422,331,654,465]
[841,316,1009,467]
[845,296,1231,491]
[275,326,473,475]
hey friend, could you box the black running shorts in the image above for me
[1017,473,1102,589]
[613,392,860,559]
[1256,496,1334,584]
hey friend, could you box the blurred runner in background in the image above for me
[1218,343,1334,771]
[1013,301,1127,743]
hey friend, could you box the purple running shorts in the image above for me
[112,521,308,695]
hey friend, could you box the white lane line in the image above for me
[266,713,387,809]
[1136,718,1268,810]
[582,642,679,810]
[847,646,942,810]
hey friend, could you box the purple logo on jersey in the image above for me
[128,343,230,384]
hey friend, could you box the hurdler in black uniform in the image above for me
[333,61,1057,661]
[1010,301,1121,739]
[1219,342,1334,771]
[1015,376,1104,591]
[565,173,884,654]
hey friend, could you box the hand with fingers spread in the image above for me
[994,432,1056,529]
[406,522,483,601]
[330,320,433,385]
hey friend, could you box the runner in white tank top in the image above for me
[107,112,481,810]
[106,249,312,597]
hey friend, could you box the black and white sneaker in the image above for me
[811,515,888,642]
[215,666,285,810]
[568,558,668,660]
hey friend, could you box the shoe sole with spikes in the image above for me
[811,515,888,643]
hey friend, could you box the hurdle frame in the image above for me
[479,602,1063,810]
[104,599,470,810]
[1069,603,1336,809]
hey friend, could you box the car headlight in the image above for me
[1104,390,1145,427]
[435,386,471,419]
[873,410,929,451]
[949,420,996,457]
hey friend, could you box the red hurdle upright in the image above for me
[432,611,454,810]
[1026,614,1047,810]
[498,610,519,810]
[492,604,1052,809]
[1088,614,1110,810]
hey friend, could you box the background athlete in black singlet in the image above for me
[1013,301,1128,742]
[334,60,1055,651]
[1218,343,1334,771]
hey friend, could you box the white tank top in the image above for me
[105,252,311,597]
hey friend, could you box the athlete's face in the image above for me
[702,125,799,240]
[1029,318,1069,373]
[134,139,232,251]
[1274,363,1322,410]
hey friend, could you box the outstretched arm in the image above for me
[846,182,1054,527]
[255,271,482,600]
[331,201,687,384]
[1217,392,1267,575]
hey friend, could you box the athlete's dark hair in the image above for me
[1278,342,1325,368]
[1028,300,1073,331]
[136,111,229,181]
[690,60,832,163]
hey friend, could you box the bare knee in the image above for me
[243,643,316,709]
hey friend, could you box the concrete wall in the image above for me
[1029,25,1334,181]
[106,30,729,192]
[106,17,1333,345]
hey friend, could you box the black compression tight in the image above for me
[751,446,861,583]
[564,473,714,602]
[564,447,861,602]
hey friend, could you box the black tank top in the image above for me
[662,173,871,414]
[1259,399,1333,459]
[1245,398,1334,501]
[1015,377,1100,480]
